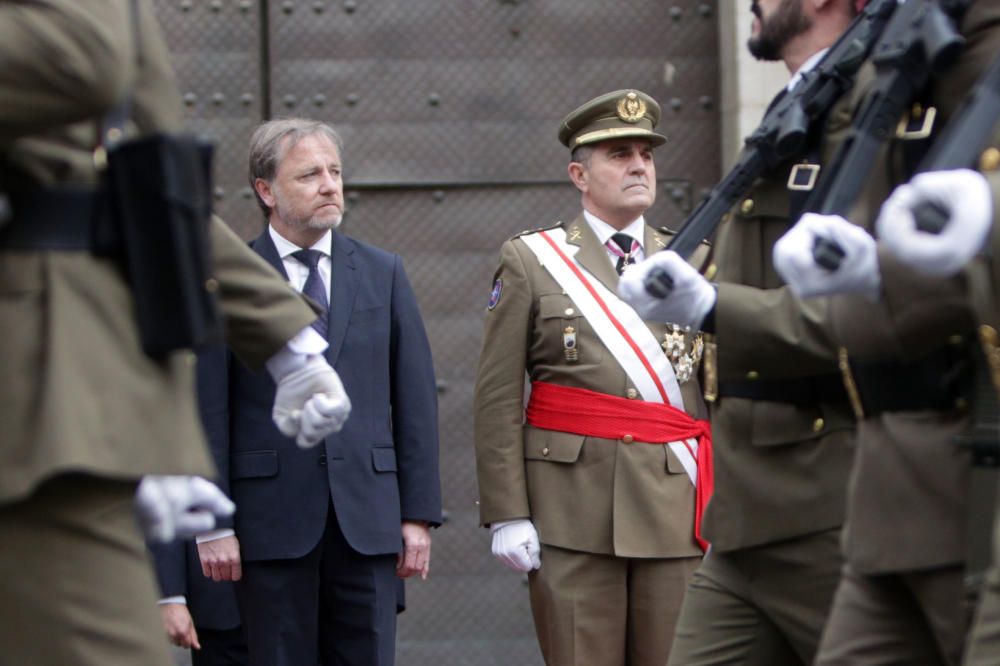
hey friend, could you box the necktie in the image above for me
[607,233,639,275]
[291,248,329,338]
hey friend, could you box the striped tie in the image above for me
[606,233,639,275]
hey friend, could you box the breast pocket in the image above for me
[537,293,603,364]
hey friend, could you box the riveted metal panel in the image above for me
[268,0,720,219]
[154,0,265,237]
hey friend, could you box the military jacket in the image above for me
[474,215,708,558]
[0,0,315,503]
[828,4,1000,574]
[700,60,870,551]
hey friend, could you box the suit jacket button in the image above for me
[622,434,634,444]
[626,388,638,399]
[541,447,550,457]
[740,198,754,215]
[318,454,327,467]
[812,418,825,432]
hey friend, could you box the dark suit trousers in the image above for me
[236,501,398,666]
[192,626,248,666]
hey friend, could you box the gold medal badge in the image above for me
[616,92,646,124]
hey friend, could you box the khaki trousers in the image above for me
[816,563,972,666]
[667,529,842,666]
[0,474,172,665]
[528,543,700,666]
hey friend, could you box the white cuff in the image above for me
[157,596,187,606]
[265,326,329,381]
[195,528,235,544]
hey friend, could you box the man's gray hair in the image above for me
[570,144,595,168]
[248,118,344,218]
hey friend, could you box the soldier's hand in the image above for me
[159,603,201,650]
[618,251,716,329]
[490,519,541,573]
[774,213,881,300]
[135,476,235,543]
[197,534,243,582]
[877,169,993,277]
[271,355,351,448]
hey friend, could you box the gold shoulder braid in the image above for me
[662,325,704,384]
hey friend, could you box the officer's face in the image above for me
[257,133,345,234]
[570,138,656,228]
[748,0,811,61]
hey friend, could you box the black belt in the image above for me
[842,341,974,418]
[0,187,108,250]
[719,374,848,406]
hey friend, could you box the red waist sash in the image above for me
[526,380,713,551]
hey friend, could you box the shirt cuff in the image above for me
[195,528,235,544]
[265,326,329,380]
[158,596,187,606]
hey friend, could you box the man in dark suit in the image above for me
[150,348,247,666]
[195,118,442,666]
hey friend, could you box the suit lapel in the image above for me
[326,231,359,365]
[565,214,619,295]
[251,228,290,280]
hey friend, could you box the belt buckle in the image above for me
[787,162,821,191]
[838,347,865,420]
[896,104,937,141]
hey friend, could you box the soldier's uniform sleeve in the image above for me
[0,1,133,146]
[209,217,316,370]
[474,238,535,526]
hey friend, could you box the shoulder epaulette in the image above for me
[655,226,712,248]
[510,221,562,241]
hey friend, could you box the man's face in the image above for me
[257,132,344,233]
[748,0,812,61]
[571,138,656,226]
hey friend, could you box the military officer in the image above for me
[0,2,349,664]
[771,5,1000,663]
[474,89,712,666]
[619,1,862,663]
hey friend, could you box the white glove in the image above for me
[617,251,716,329]
[773,213,881,300]
[876,169,993,277]
[136,476,235,543]
[490,519,541,573]
[271,355,351,448]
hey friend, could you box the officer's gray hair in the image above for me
[248,118,344,218]
[570,144,595,168]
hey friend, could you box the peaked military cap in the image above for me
[558,89,667,149]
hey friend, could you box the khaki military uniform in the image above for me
[0,2,315,664]
[666,50,867,666]
[475,215,707,665]
[813,6,1000,665]
[959,146,1000,666]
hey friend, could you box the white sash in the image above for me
[519,227,699,485]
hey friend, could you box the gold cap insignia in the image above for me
[616,92,646,124]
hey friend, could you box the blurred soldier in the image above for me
[873,148,1000,665]
[194,118,442,666]
[474,89,712,666]
[619,1,861,663]
[772,5,1000,663]
[0,2,350,664]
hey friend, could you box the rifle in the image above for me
[804,0,973,270]
[643,0,900,298]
